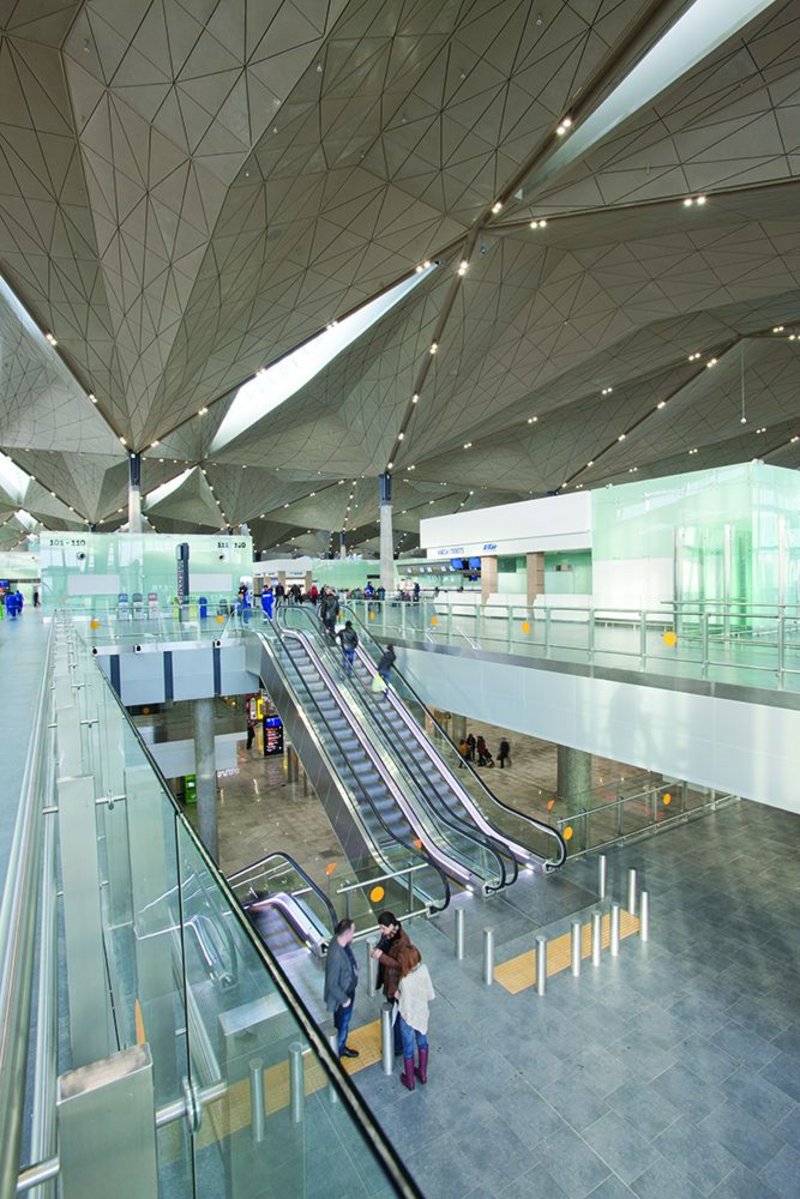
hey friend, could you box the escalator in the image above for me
[283,604,566,874]
[245,620,453,915]
[228,852,338,958]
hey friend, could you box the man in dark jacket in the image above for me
[336,620,358,675]
[324,918,359,1057]
[376,643,396,685]
[371,911,410,1053]
[319,588,338,638]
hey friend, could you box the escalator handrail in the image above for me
[278,611,515,892]
[227,850,338,929]
[341,602,567,869]
[255,623,452,911]
[279,625,483,889]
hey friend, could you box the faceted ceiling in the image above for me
[2,0,800,554]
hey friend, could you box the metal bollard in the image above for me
[535,936,547,996]
[366,937,377,997]
[597,854,607,899]
[250,1059,265,1143]
[454,908,465,961]
[289,1042,305,1124]
[591,910,602,966]
[570,921,582,977]
[327,1032,340,1104]
[380,1003,394,1076]
[483,927,494,986]
[610,902,621,957]
[627,868,638,916]
[640,890,650,942]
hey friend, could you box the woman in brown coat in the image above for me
[371,910,410,1053]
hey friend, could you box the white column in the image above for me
[379,472,394,593]
[127,452,143,533]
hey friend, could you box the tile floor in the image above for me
[282,799,800,1199]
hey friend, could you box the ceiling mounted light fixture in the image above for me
[198,407,208,415]
[657,400,666,410]
[530,218,548,229]
[706,358,717,368]
[45,332,57,345]
[88,393,97,403]
[457,260,469,275]
[601,386,613,396]
[617,433,626,441]
[527,416,538,424]
[491,201,503,214]
[772,325,784,333]
[429,342,438,354]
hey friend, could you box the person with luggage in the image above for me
[476,735,494,767]
[337,620,359,676]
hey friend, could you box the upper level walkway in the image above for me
[346,598,800,701]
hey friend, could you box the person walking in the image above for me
[337,620,359,676]
[260,586,274,620]
[370,911,410,1054]
[324,918,360,1058]
[246,714,256,752]
[376,643,396,686]
[319,588,339,639]
[498,738,511,769]
[395,944,435,1090]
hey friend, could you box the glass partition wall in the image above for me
[34,615,418,1199]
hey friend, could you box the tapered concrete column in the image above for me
[304,571,313,592]
[379,472,394,594]
[128,452,142,533]
[557,745,592,812]
[339,530,346,559]
[526,552,544,606]
[192,698,218,859]
[481,556,497,604]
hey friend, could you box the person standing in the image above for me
[337,620,359,676]
[370,911,410,1053]
[261,586,274,620]
[324,919,360,1058]
[395,944,435,1090]
[376,643,396,686]
[320,588,339,639]
[498,738,511,769]
[466,733,476,762]
[246,714,256,752]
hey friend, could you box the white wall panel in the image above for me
[399,645,800,815]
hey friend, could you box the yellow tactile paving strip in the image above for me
[494,909,640,994]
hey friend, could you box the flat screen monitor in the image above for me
[468,556,481,570]
[450,558,464,570]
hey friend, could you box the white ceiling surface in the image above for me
[1,0,800,552]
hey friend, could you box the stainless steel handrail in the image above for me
[0,624,54,1199]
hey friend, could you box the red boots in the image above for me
[400,1057,415,1090]
[415,1048,428,1085]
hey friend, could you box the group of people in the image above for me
[1,589,24,619]
[458,731,511,768]
[324,912,435,1091]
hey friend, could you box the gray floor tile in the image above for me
[707,1163,780,1198]
[758,1051,800,1105]
[587,1177,637,1198]
[649,1062,726,1122]
[652,1116,742,1196]
[499,1165,569,1198]
[609,1033,678,1084]
[456,1111,538,1192]
[541,1126,611,1199]
[773,1106,800,1149]
[582,1110,658,1185]
[721,1066,797,1128]
[699,1099,786,1172]
[710,1021,782,1069]
[539,1071,611,1132]
[492,1081,571,1151]
[630,1155,705,1199]
[759,1143,800,1199]
[410,1131,488,1199]
[673,1034,740,1086]
[606,1080,681,1142]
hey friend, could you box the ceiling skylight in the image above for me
[210,264,436,454]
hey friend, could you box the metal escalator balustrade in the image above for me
[227,851,338,957]
[339,602,567,870]
[282,604,564,877]
[252,620,454,908]
[276,613,513,893]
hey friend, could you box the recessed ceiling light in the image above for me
[429,342,438,354]
[457,260,469,275]
[119,436,126,445]
[618,433,626,441]
[683,197,694,207]
[45,332,57,345]
[527,416,538,424]
[463,442,472,449]
[601,386,613,396]
[587,460,594,467]
[412,393,419,403]
[706,358,717,368]
[150,440,159,448]
[89,393,97,403]
[773,326,784,333]
[696,195,707,205]
[198,407,208,415]
[397,432,405,441]
[657,401,666,410]
[491,201,503,214]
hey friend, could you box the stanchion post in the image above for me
[249,1059,265,1143]
[535,936,547,997]
[483,927,494,986]
[289,1043,305,1124]
[380,1003,394,1076]
[598,854,607,899]
[627,868,638,916]
[639,890,650,942]
[610,903,621,957]
[327,1032,340,1104]
[570,921,582,977]
[454,908,465,961]
[591,911,602,967]
[366,937,376,997]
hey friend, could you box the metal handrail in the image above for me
[0,623,54,1199]
[227,850,339,930]
[256,623,452,909]
[340,603,567,869]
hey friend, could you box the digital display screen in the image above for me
[263,715,284,757]
[468,557,481,570]
[450,558,464,570]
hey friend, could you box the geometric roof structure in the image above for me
[2,0,800,553]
